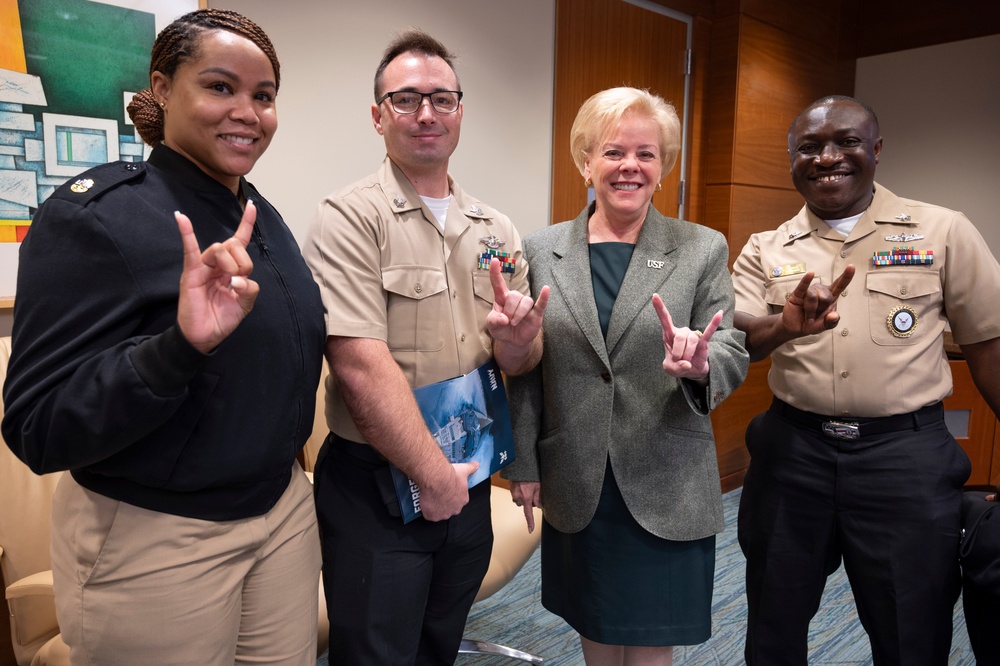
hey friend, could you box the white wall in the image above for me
[855,34,1000,258]
[220,0,557,244]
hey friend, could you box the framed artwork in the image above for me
[0,0,202,298]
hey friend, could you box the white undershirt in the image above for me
[824,212,864,237]
[421,194,451,231]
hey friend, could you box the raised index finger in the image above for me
[232,199,257,248]
[788,271,817,302]
[489,257,509,306]
[652,294,675,345]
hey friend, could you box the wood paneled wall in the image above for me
[855,0,1000,57]
[948,360,999,487]
[551,0,689,224]
[704,2,855,265]
[710,358,772,490]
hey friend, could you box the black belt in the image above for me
[331,433,387,463]
[771,398,944,441]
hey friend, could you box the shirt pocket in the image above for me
[866,269,941,346]
[764,274,821,346]
[382,265,448,352]
[470,270,505,350]
[472,272,496,305]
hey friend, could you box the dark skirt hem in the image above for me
[540,459,715,646]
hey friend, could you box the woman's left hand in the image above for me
[652,294,722,384]
[509,480,542,533]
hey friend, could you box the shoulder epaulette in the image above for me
[464,201,497,221]
[49,161,146,206]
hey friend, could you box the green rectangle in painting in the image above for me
[18,0,155,135]
[56,126,110,167]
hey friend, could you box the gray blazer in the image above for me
[502,204,748,540]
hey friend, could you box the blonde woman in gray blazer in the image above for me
[502,87,748,666]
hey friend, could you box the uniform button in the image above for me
[600,370,611,382]
[841,371,849,378]
[453,291,457,298]
[414,283,422,293]
[840,328,849,336]
[841,289,848,297]
[460,334,466,342]
[900,286,908,295]
[840,251,847,258]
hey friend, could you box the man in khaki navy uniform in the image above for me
[302,29,548,665]
[731,95,1000,666]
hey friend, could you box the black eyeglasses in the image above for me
[377,90,463,114]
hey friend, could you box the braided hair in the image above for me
[127,9,279,146]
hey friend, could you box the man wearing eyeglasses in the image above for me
[302,28,548,665]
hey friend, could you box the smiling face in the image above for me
[152,29,277,194]
[788,99,882,219]
[372,52,462,184]
[584,113,663,227]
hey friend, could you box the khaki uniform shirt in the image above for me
[732,183,1000,418]
[303,156,529,442]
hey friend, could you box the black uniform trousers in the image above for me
[738,399,970,666]
[314,434,493,666]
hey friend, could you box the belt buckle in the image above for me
[822,421,860,440]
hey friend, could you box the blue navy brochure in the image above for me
[389,358,514,523]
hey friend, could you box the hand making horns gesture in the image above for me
[652,293,722,382]
[175,201,261,354]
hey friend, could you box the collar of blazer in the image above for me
[550,202,681,357]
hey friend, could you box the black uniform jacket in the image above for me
[1,145,325,520]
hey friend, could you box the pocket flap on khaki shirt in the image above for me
[382,265,447,300]
[866,270,940,300]
[764,274,822,308]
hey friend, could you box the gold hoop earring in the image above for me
[655,182,663,192]
[584,178,592,188]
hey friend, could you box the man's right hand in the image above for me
[782,265,856,336]
[736,264,857,361]
[419,461,479,521]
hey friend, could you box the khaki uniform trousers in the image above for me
[50,466,320,666]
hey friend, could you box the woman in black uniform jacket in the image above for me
[1,10,325,665]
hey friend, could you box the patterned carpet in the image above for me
[452,487,977,666]
[315,487,975,665]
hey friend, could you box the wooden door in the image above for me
[552,0,690,224]
[945,360,998,486]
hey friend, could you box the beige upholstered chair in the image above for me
[301,361,332,475]
[0,336,69,666]
[0,336,329,664]
[459,486,544,663]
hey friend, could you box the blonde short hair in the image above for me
[569,87,681,177]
